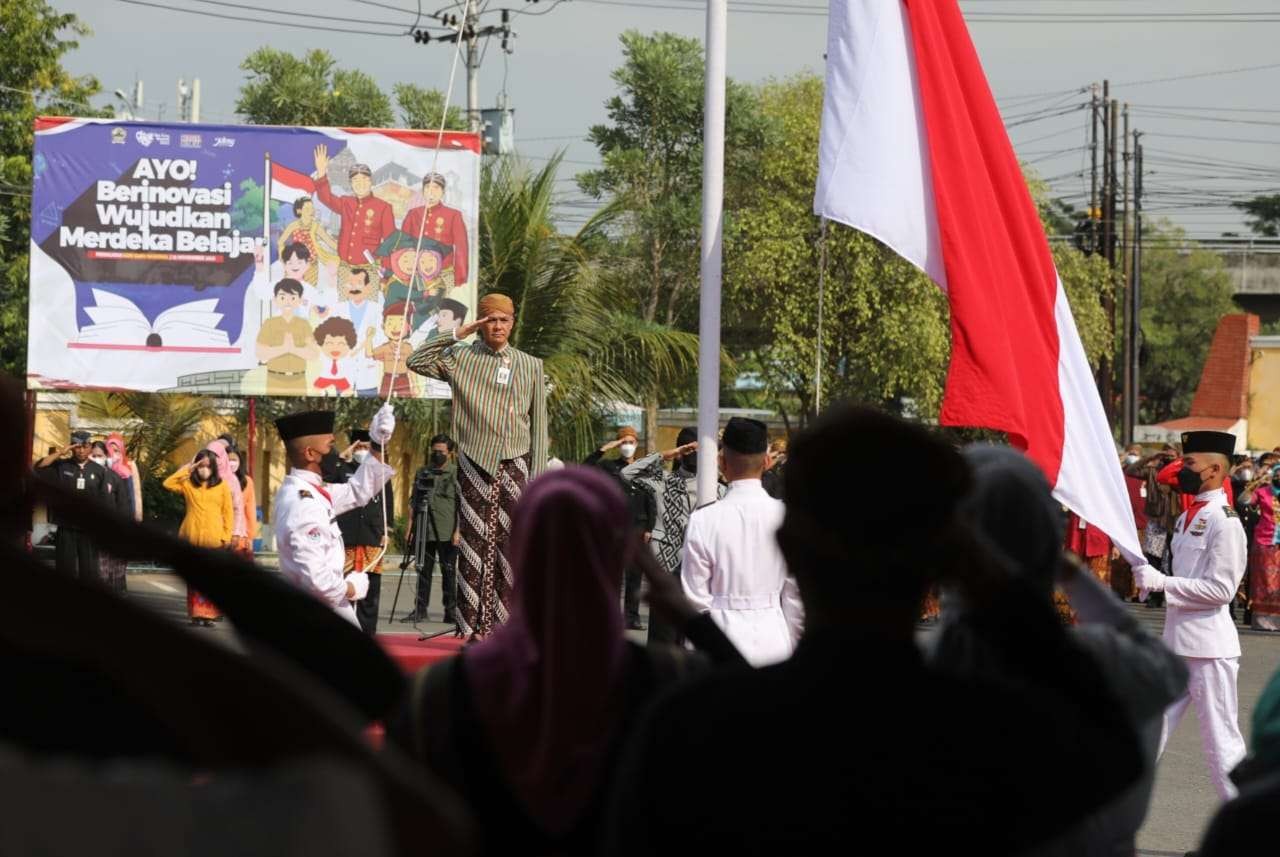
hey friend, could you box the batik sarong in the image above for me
[456,453,530,639]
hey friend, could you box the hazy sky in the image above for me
[54,0,1280,238]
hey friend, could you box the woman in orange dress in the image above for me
[163,449,234,626]
[226,447,258,558]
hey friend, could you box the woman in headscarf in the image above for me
[102,433,142,593]
[225,447,258,557]
[391,466,743,856]
[164,449,234,627]
[206,437,248,558]
[931,446,1187,857]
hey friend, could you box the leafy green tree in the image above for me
[0,0,106,377]
[579,31,767,441]
[1233,194,1280,238]
[724,75,950,427]
[484,154,699,458]
[1137,223,1238,423]
[393,83,466,131]
[236,48,394,127]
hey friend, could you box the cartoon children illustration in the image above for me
[400,172,469,285]
[367,301,416,398]
[255,279,317,395]
[434,297,469,337]
[311,317,359,397]
[332,266,384,397]
[277,197,338,287]
[375,231,452,330]
[313,145,394,292]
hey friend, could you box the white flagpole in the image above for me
[696,0,727,506]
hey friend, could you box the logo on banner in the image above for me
[180,133,202,149]
[110,128,127,145]
[213,136,236,148]
[135,130,171,148]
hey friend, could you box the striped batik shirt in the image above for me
[407,332,547,479]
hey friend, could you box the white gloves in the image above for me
[347,571,370,601]
[1134,564,1166,595]
[369,403,395,446]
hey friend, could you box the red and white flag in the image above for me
[270,160,315,204]
[815,0,1144,565]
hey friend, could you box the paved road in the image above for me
[123,565,1279,854]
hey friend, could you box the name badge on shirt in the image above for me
[76,477,85,490]
[496,366,511,386]
[1140,484,1147,498]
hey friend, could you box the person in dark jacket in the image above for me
[585,427,656,630]
[403,434,461,625]
[330,429,393,635]
[34,430,109,582]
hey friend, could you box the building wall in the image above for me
[1249,337,1280,449]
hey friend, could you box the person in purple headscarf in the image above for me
[391,466,743,856]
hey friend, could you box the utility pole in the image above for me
[1130,134,1144,437]
[412,6,513,137]
[1097,81,1116,427]
[1089,83,1099,236]
[1121,104,1133,444]
[465,9,481,133]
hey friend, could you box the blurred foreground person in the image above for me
[392,466,744,856]
[608,406,1142,855]
[932,446,1188,856]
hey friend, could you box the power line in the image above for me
[116,0,412,36]
[1116,61,1280,88]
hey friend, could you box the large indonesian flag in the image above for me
[815,0,1143,564]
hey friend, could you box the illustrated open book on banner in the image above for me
[73,289,233,351]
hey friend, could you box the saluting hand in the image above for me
[454,315,492,340]
[313,144,330,177]
[662,441,697,461]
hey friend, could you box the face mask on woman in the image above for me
[229,458,240,473]
[353,449,370,464]
[619,442,637,459]
[196,466,213,481]
[90,455,107,467]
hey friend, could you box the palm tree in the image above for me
[479,154,700,459]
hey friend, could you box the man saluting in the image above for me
[1135,430,1249,800]
[406,293,547,640]
[272,405,397,627]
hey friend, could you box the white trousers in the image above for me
[1157,656,1246,801]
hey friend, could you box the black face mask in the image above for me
[320,449,342,481]
[1176,464,1207,495]
[679,453,697,475]
[430,450,448,468]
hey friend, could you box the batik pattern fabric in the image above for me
[1249,541,1280,631]
[188,589,221,620]
[456,452,530,639]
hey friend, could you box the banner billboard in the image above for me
[28,117,481,398]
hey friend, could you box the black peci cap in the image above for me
[722,417,768,455]
[275,411,335,442]
[1181,431,1237,457]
